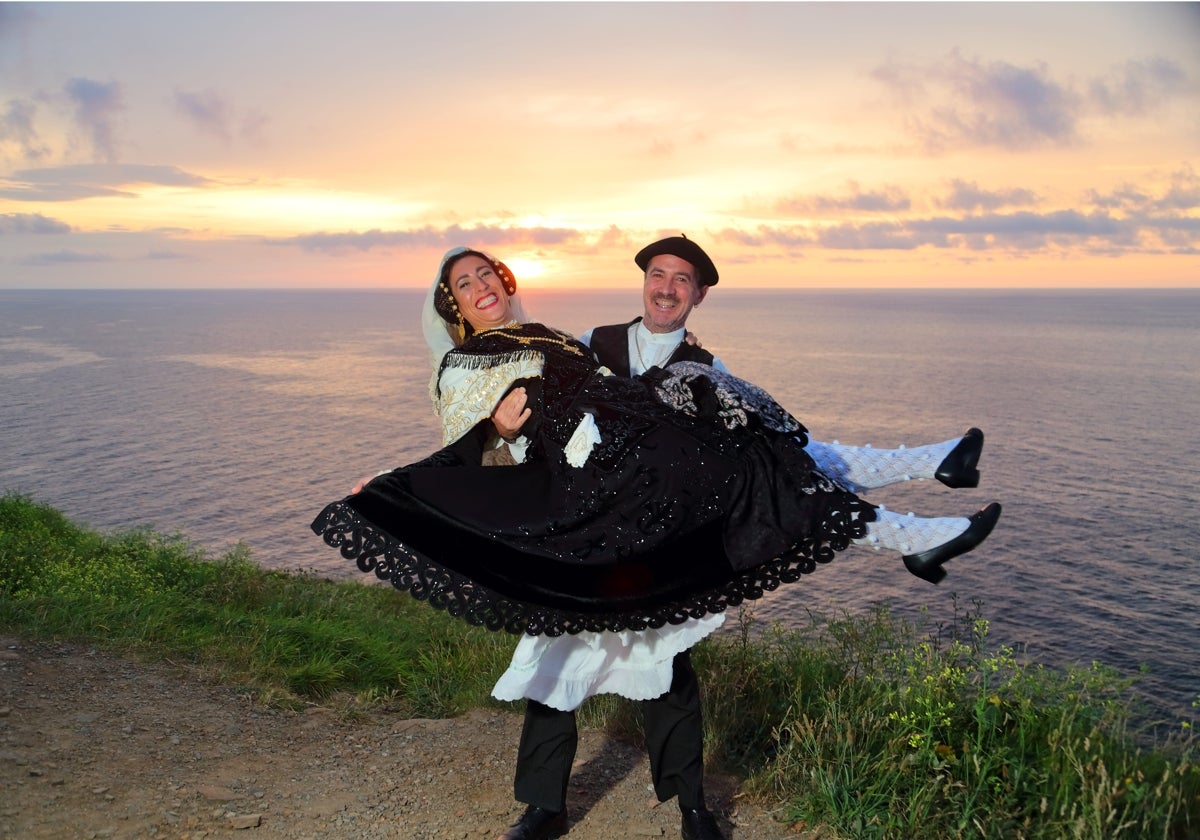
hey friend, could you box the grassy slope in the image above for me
[2,494,1196,839]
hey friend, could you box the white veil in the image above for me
[421,246,532,395]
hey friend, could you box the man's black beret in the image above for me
[634,235,719,286]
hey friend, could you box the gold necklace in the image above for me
[481,325,585,357]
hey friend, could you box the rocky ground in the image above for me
[0,636,831,840]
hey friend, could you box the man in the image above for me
[581,234,727,376]
[498,235,986,840]
[499,235,730,840]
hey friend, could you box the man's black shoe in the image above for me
[497,805,568,840]
[681,806,727,840]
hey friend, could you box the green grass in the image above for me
[0,493,515,715]
[700,607,1199,838]
[2,493,1196,837]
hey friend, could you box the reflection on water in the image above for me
[0,337,105,378]
[1,288,1198,719]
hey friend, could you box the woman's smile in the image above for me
[450,255,513,331]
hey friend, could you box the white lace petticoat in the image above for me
[491,613,726,711]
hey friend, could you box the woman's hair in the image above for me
[434,249,518,338]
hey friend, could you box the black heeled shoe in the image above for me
[498,805,568,840]
[681,806,728,840]
[935,427,984,488]
[903,502,1002,584]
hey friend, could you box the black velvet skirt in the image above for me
[311,362,876,636]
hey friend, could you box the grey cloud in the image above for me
[65,78,124,163]
[21,250,115,266]
[1085,184,1152,211]
[940,179,1038,211]
[278,229,439,252]
[868,57,926,101]
[1087,165,1200,213]
[848,190,911,213]
[752,170,1200,255]
[813,209,1147,253]
[0,212,71,235]
[716,226,814,249]
[0,164,212,201]
[817,222,924,251]
[1,99,50,161]
[275,224,581,253]
[1156,165,1200,211]
[1142,214,1200,253]
[923,209,1123,241]
[1143,215,1200,233]
[173,89,232,140]
[17,247,194,267]
[457,224,579,248]
[0,182,133,201]
[1089,58,1189,116]
[717,228,768,248]
[880,50,1197,154]
[777,182,911,214]
[750,169,1196,255]
[874,53,1084,151]
[943,55,1080,149]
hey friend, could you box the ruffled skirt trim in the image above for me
[491,614,727,710]
[310,495,871,637]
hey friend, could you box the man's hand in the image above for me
[492,386,532,442]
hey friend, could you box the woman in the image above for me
[311,248,1001,639]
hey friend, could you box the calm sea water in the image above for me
[2,288,1197,720]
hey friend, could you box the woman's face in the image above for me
[449,255,514,332]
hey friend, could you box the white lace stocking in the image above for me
[853,506,970,556]
[805,436,959,493]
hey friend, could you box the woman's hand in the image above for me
[492,386,531,442]
[684,330,704,348]
[351,476,373,494]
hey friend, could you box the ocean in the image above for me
[2,287,1197,721]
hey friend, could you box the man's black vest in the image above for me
[588,317,715,377]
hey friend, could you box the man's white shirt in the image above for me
[577,322,729,376]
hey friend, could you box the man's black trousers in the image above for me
[513,651,705,811]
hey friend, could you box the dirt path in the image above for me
[0,636,817,839]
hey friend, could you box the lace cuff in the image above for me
[564,412,601,467]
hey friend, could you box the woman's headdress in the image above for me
[421,247,530,385]
[431,249,518,340]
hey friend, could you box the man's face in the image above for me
[641,254,708,334]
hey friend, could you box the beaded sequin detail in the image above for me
[313,323,877,636]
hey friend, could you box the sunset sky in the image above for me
[1,1,1198,289]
